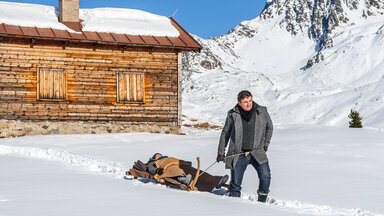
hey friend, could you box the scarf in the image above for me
[236,103,254,122]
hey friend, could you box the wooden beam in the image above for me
[177,52,182,126]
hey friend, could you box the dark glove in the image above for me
[216,155,225,162]
[263,146,268,152]
[133,160,147,171]
[156,168,164,175]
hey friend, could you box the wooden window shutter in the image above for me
[37,68,66,100]
[117,71,144,103]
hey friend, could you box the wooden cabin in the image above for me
[0,0,201,138]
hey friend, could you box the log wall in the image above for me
[0,38,181,132]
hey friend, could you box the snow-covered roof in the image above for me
[0,1,179,37]
[0,1,71,31]
[80,8,179,37]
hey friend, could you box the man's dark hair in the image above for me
[237,90,253,102]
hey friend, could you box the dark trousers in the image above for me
[229,154,271,197]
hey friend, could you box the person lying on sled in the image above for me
[128,153,229,192]
[146,153,194,186]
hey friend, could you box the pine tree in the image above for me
[348,109,363,128]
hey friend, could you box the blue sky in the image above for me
[3,0,267,39]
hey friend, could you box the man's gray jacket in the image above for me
[218,103,273,169]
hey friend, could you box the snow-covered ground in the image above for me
[1,126,383,216]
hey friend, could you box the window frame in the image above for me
[116,70,145,104]
[37,67,67,101]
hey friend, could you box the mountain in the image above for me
[182,0,384,129]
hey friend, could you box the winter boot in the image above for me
[257,193,268,203]
[215,175,229,189]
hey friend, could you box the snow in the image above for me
[1,126,384,216]
[80,8,179,37]
[236,18,315,76]
[0,1,72,31]
[0,1,179,36]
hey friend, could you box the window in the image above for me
[37,68,66,100]
[117,70,144,103]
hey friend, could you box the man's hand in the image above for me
[216,155,225,162]
[263,146,268,152]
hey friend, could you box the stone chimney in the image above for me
[59,0,81,32]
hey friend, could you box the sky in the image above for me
[1,0,267,39]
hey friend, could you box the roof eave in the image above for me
[169,17,202,52]
[0,33,200,51]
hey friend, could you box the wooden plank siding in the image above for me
[0,39,180,123]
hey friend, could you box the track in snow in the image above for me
[242,193,383,216]
[0,144,382,216]
[0,145,126,179]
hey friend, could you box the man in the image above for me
[217,90,273,202]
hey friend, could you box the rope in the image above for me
[198,149,258,177]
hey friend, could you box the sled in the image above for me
[126,157,229,193]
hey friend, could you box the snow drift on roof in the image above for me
[0,1,72,31]
[80,8,179,37]
[0,1,180,37]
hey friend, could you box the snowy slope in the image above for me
[1,127,384,216]
[182,0,384,129]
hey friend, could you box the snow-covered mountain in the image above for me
[182,0,384,129]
